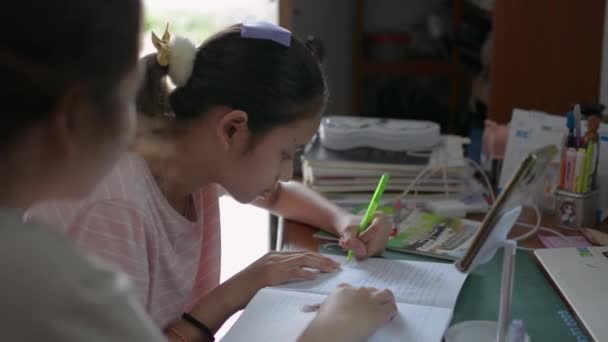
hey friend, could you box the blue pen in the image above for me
[566,111,575,148]
[574,104,582,149]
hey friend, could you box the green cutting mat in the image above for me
[319,243,590,342]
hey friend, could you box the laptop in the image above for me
[534,246,608,341]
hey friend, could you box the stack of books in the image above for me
[302,135,468,195]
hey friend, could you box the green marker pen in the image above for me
[346,173,390,263]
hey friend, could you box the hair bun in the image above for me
[168,36,197,87]
[169,85,193,117]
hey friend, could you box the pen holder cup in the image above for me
[554,189,599,228]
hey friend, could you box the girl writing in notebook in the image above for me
[28,22,395,341]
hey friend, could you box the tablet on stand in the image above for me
[444,145,558,342]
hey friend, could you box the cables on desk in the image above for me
[512,199,542,242]
[388,156,495,204]
[466,158,496,203]
[512,200,567,251]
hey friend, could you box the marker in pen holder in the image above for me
[555,189,598,229]
[557,114,599,229]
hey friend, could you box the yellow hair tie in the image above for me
[151,23,171,67]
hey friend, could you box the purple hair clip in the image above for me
[240,21,291,47]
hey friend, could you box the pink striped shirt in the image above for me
[27,153,222,328]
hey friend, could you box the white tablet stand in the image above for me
[444,206,531,342]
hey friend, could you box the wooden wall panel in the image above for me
[490,0,605,123]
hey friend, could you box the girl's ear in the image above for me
[217,109,249,150]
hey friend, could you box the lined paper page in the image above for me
[277,255,467,309]
[220,288,452,342]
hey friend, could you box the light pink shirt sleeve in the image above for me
[42,200,153,312]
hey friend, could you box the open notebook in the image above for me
[221,255,468,341]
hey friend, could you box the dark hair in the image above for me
[0,0,142,146]
[137,23,328,139]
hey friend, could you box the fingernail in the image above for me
[327,265,340,272]
[301,303,321,313]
